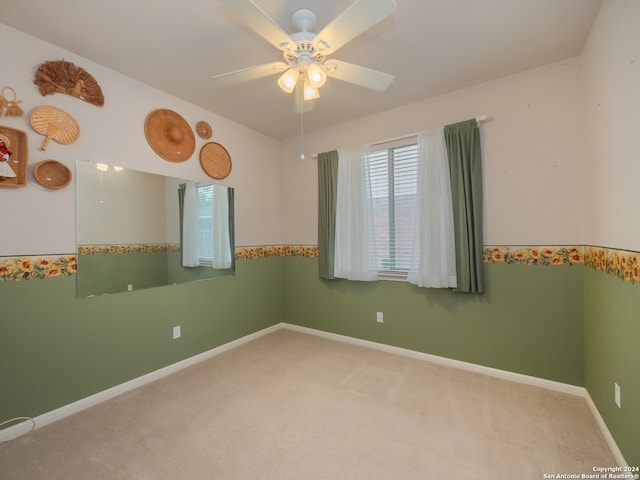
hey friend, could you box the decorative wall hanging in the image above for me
[200,142,232,179]
[0,87,24,117]
[30,106,80,151]
[0,126,28,187]
[34,159,72,189]
[144,109,195,163]
[34,60,104,107]
[196,121,212,139]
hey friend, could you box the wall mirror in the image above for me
[75,160,235,298]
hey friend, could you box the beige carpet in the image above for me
[0,329,615,479]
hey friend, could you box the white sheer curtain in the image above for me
[182,181,200,267]
[334,145,378,281]
[407,128,457,288]
[212,186,232,269]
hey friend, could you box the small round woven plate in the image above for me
[196,121,212,139]
[199,142,232,179]
[34,160,72,189]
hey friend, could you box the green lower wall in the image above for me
[584,268,640,466]
[283,256,585,386]
[4,252,639,466]
[77,250,235,297]
[77,251,170,297]
[0,257,283,422]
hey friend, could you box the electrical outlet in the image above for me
[376,312,384,323]
[614,382,621,408]
[127,284,133,291]
[173,326,181,339]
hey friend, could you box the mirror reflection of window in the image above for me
[180,182,232,269]
[76,160,235,298]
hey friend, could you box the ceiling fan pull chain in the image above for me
[300,84,305,161]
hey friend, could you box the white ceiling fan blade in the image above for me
[212,62,288,86]
[218,0,296,52]
[313,0,398,56]
[323,60,394,92]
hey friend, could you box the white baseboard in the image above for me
[282,323,586,395]
[584,392,628,467]
[0,323,281,442]
[0,321,628,467]
[281,323,628,467]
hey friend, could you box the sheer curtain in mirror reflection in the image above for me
[75,160,234,298]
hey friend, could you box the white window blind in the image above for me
[366,137,418,274]
[196,184,214,266]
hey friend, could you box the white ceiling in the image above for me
[2,0,602,140]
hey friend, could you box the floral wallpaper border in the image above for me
[485,245,640,284]
[0,255,77,281]
[78,244,180,255]
[484,246,584,266]
[235,245,318,259]
[76,244,320,258]
[584,246,640,284]
[1,245,639,284]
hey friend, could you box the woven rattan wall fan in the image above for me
[34,60,104,107]
[212,0,397,109]
[30,106,80,151]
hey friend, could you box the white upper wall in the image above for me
[581,0,640,251]
[280,58,586,247]
[6,9,616,255]
[0,24,282,256]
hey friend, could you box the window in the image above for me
[326,127,463,288]
[367,137,418,276]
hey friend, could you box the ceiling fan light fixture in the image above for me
[306,63,327,88]
[278,68,299,93]
[303,80,319,101]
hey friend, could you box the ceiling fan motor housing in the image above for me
[281,10,326,68]
[291,8,317,32]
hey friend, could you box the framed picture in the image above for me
[0,125,28,187]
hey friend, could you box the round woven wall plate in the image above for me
[144,109,195,162]
[34,160,72,189]
[200,142,232,179]
[195,121,212,139]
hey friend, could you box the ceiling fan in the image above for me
[212,0,398,107]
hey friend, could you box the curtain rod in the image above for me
[311,116,487,160]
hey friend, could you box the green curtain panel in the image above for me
[178,183,186,265]
[444,119,484,293]
[317,150,339,280]
[227,187,236,272]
